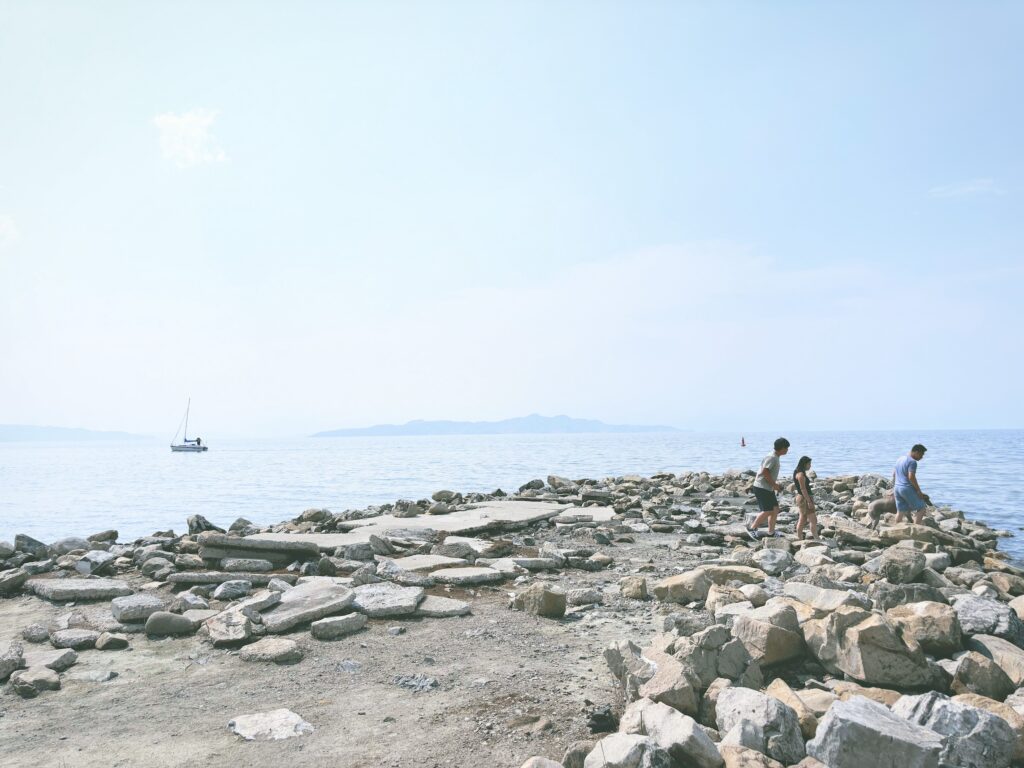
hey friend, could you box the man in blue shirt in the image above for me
[893,444,931,524]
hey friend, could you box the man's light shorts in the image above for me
[895,486,926,513]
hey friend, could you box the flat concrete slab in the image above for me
[378,554,468,573]
[262,579,355,634]
[247,500,570,550]
[432,567,506,586]
[352,583,425,617]
[166,571,297,587]
[28,578,133,602]
[553,507,617,524]
[416,595,471,618]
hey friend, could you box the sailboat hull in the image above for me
[171,444,208,452]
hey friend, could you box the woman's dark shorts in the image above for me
[752,486,779,512]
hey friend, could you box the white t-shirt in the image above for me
[753,453,780,490]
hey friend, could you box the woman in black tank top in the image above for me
[793,456,817,540]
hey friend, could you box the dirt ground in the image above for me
[0,536,682,768]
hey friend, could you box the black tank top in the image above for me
[793,469,813,500]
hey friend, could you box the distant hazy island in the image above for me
[313,414,680,437]
[0,424,147,442]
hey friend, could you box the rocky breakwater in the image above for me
[4,469,1024,767]
[504,470,1024,768]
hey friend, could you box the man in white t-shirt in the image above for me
[747,437,790,540]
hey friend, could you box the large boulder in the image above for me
[653,570,712,605]
[705,585,747,615]
[765,678,818,739]
[952,692,1024,764]
[868,582,948,612]
[732,603,804,666]
[637,650,701,716]
[702,565,767,585]
[605,640,657,702]
[672,625,763,690]
[951,595,1024,646]
[875,548,927,584]
[715,687,805,765]
[806,695,943,767]
[803,606,937,688]
[892,690,1015,768]
[784,582,870,615]
[946,650,1015,700]
[513,583,567,618]
[619,698,723,768]
[751,549,794,577]
[583,734,672,768]
[967,634,1024,685]
[885,601,962,656]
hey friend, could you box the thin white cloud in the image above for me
[153,108,227,168]
[927,178,1004,198]
[0,214,19,248]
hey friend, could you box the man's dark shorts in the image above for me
[752,486,779,512]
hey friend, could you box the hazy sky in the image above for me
[1,2,1022,437]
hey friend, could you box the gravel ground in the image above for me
[0,536,681,768]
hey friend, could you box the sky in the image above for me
[1,1,1022,437]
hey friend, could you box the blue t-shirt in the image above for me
[894,455,918,489]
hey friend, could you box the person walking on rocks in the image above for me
[893,443,931,524]
[746,437,790,539]
[792,455,817,540]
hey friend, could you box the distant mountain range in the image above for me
[0,424,147,442]
[313,414,680,437]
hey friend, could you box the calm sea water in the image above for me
[1,430,1022,558]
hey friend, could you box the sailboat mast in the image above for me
[184,398,190,441]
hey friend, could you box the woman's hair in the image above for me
[795,456,812,474]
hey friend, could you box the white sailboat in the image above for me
[171,399,208,452]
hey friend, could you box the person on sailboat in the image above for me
[195,437,202,446]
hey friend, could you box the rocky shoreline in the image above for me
[2,469,1024,767]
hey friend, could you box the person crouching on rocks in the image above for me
[893,443,932,525]
[747,437,790,540]
[792,455,818,540]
